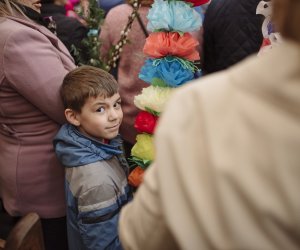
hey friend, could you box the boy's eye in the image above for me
[114,101,121,108]
[97,107,105,113]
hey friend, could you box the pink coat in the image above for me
[0,16,75,218]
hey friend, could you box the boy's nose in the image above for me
[108,108,119,120]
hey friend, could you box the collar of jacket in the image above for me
[53,124,123,167]
[17,3,46,25]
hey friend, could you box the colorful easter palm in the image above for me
[128,0,207,187]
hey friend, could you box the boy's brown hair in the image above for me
[61,66,118,112]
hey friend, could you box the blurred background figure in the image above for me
[97,0,124,15]
[64,0,86,23]
[99,0,154,158]
[41,0,88,62]
[201,0,264,74]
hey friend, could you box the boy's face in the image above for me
[75,93,123,141]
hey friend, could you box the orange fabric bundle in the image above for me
[128,166,145,187]
[143,32,200,61]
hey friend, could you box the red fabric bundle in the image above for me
[134,111,158,134]
[184,0,210,6]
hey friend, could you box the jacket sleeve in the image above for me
[119,164,180,250]
[3,28,73,124]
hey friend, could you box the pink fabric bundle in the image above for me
[143,32,200,61]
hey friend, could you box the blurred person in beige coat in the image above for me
[118,0,300,249]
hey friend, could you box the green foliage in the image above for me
[128,156,152,170]
[72,0,106,68]
[72,0,142,72]
[85,0,104,29]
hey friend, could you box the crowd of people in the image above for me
[0,0,300,249]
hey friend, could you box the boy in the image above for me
[53,66,132,250]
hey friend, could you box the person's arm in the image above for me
[3,28,74,124]
[119,164,179,250]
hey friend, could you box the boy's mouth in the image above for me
[107,124,119,130]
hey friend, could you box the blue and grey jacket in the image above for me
[53,124,132,250]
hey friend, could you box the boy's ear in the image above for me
[65,108,80,126]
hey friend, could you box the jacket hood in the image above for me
[53,124,123,167]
